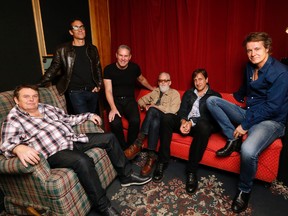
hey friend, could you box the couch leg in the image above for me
[26,207,41,216]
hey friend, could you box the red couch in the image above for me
[121,89,283,183]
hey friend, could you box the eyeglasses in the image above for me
[158,79,170,83]
[71,25,85,31]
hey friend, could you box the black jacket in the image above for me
[178,86,221,125]
[40,41,102,95]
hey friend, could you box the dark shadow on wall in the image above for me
[0,1,42,92]
[0,0,91,92]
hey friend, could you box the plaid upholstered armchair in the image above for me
[0,86,117,215]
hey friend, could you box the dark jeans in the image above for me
[68,90,99,114]
[140,107,165,150]
[47,133,131,212]
[109,97,140,150]
[158,114,218,173]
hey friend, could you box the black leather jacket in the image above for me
[178,86,221,124]
[40,41,102,95]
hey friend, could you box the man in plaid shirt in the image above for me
[0,84,151,216]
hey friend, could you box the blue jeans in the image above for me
[140,107,164,150]
[68,90,99,114]
[207,96,285,192]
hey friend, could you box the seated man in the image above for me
[207,32,288,213]
[0,84,152,216]
[124,72,181,176]
[152,69,221,194]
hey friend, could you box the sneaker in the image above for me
[101,206,120,216]
[120,173,152,187]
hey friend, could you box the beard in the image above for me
[159,85,170,93]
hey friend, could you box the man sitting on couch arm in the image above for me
[207,32,288,213]
[0,84,152,216]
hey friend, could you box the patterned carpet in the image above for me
[104,152,288,216]
[1,151,288,216]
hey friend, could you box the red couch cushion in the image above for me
[121,88,282,183]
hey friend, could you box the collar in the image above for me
[193,85,209,97]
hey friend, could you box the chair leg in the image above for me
[26,207,41,216]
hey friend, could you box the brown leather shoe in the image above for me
[124,144,142,160]
[141,156,157,176]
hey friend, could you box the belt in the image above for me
[69,86,94,91]
[115,96,132,99]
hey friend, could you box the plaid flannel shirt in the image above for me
[1,103,92,159]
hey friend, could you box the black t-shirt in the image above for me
[69,45,95,89]
[104,62,141,97]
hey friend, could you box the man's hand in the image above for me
[108,109,121,122]
[92,87,101,92]
[12,145,40,167]
[233,125,247,139]
[180,120,192,135]
[89,114,102,125]
[145,104,153,111]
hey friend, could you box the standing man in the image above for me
[207,32,288,213]
[152,69,221,194]
[124,72,181,177]
[104,45,154,150]
[1,84,152,216]
[40,19,102,114]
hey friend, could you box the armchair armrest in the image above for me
[0,154,50,178]
[73,121,104,134]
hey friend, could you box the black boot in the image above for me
[231,190,250,213]
[152,162,167,183]
[216,138,242,157]
[186,172,198,194]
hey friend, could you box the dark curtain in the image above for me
[109,0,288,92]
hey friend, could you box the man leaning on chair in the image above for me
[0,84,152,216]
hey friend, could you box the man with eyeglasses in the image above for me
[124,72,181,176]
[40,19,102,115]
[104,45,154,151]
[152,69,221,195]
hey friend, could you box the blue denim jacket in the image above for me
[233,56,288,130]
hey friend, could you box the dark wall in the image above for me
[40,0,91,54]
[0,0,90,92]
[0,1,42,92]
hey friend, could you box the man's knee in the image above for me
[206,96,218,108]
[110,116,123,128]
[194,121,212,135]
[75,154,95,169]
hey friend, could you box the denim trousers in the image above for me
[207,96,285,192]
[140,107,165,150]
[47,133,131,212]
[68,90,99,114]
[109,97,140,150]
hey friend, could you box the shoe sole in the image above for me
[125,151,141,160]
[152,176,163,183]
[140,171,152,177]
[121,177,152,187]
